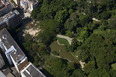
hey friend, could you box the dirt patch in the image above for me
[24,28,41,37]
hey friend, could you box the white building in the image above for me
[0,28,46,77]
[12,0,38,12]
[21,62,46,77]
[0,28,28,72]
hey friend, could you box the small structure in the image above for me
[0,53,5,69]
[0,10,22,29]
[21,62,46,77]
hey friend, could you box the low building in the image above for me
[0,0,12,16]
[20,0,38,12]
[0,53,5,69]
[0,10,22,29]
[21,62,46,77]
[0,28,28,72]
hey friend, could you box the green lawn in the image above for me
[111,63,116,70]
[57,37,69,45]
[50,41,78,63]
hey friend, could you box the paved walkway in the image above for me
[79,61,85,70]
[57,34,73,45]
[76,56,85,70]
[92,18,100,22]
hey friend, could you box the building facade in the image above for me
[0,0,12,16]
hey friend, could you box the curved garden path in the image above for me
[57,34,73,45]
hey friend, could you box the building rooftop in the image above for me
[0,10,20,26]
[21,62,46,77]
[0,28,25,64]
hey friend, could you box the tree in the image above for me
[38,19,60,45]
[55,9,68,24]
[71,69,86,77]
[79,27,89,41]
[88,69,110,77]
[108,18,116,29]
[31,8,40,19]
[97,11,111,19]
[44,57,67,77]
[64,19,78,31]
[69,38,81,52]
[34,56,39,65]
[79,15,91,26]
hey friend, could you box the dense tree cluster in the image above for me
[44,56,86,77]
[28,0,116,77]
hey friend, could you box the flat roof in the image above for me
[22,63,46,77]
[0,28,25,63]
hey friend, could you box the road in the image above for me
[57,34,72,45]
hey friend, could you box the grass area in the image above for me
[57,37,69,45]
[111,63,116,70]
[50,41,78,63]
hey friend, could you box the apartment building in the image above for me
[0,28,28,72]
[0,28,46,77]
[12,0,38,12]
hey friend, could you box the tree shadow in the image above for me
[41,68,54,77]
